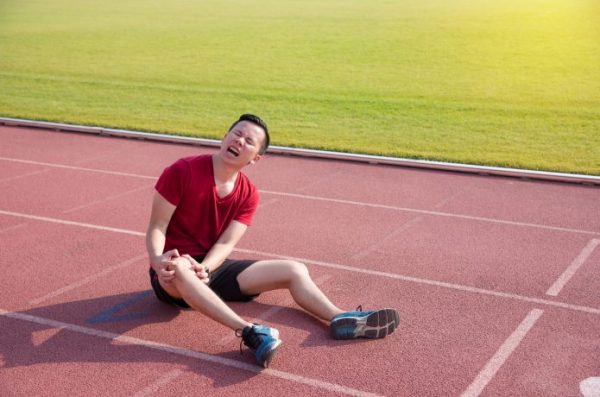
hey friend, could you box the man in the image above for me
[146,114,400,368]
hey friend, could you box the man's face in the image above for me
[219,121,265,166]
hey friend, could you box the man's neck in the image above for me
[212,154,239,183]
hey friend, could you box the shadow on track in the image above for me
[0,291,260,388]
[0,291,366,388]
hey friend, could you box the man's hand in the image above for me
[152,248,180,285]
[182,254,210,284]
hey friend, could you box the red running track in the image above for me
[0,125,599,397]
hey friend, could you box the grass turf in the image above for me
[0,0,598,174]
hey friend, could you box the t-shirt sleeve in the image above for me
[154,159,188,206]
[235,187,259,226]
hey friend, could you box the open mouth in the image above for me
[227,146,240,157]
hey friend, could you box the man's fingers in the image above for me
[163,248,180,259]
[160,268,175,277]
[182,254,198,266]
[157,266,175,285]
[159,260,175,272]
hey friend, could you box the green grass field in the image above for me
[1,0,598,174]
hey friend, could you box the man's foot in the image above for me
[237,324,282,368]
[330,306,400,340]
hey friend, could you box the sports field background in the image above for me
[0,0,598,174]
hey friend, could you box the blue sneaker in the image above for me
[330,306,400,340]
[237,324,282,368]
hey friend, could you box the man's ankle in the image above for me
[233,320,253,331]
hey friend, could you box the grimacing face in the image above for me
[220,121,266,165]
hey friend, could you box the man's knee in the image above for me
[285,260,309,279]
[170,257,195,278]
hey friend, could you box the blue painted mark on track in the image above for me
[87,290,153,324]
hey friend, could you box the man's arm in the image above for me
[146,191,178,282]
[199,220,248,272]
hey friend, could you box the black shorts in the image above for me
[149,257,259,308]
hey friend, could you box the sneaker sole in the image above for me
[259,339,282,368]
[331,308,400,340]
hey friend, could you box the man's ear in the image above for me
[249,154,262,165]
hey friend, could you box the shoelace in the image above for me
[235,326,267,356]
[235,328,246,356]
[332,305,364,322]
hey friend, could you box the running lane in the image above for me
[0,125,599,397]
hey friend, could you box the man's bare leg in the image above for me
[161,261,251,331]
[162,260,281,367]
[237,260,345,321]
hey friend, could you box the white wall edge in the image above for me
[1,117,598,186]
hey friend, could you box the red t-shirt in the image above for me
[155,154,259,256]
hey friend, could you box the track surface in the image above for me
[0,125,599,397]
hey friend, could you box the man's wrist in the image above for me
[149,253,163,266]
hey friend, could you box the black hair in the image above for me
[228,114,270,155]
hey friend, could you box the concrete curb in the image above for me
[1,117,598,186]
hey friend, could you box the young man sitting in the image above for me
[146,114,400,368]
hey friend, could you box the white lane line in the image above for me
[433,184,472,209]
[261,190,600,236]
[235,248,600,315]
[256,197,280,211]
[63,184,153,214]
[0,168,52,184]
[29,253,148,305]
[0,309,381,397]
[131,369,185,397]
[0,210,145,236]
[0,156,156,179]
[71,148,131,167]
[352,217,422,260]
[461,309,544,397]
[2,210,599,315]
[0,221,28,234]
[546,239,600,296]
[1,156,598,236]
